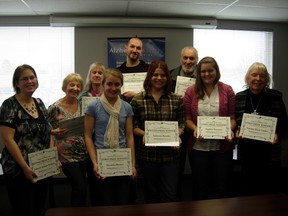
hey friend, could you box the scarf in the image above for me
[100,94,121,148]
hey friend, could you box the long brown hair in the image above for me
[143,60,172,94]
[195,56,221,99]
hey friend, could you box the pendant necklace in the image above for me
[23,102,37,114]
[250,95,262,115]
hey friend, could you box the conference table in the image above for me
[45,194,288,216]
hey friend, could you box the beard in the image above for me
[128,53,139,61]
[182,64,195,74]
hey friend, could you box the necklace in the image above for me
[250,95,262,115]
[23,102,37,114]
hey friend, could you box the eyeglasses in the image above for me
[19,76,37,82]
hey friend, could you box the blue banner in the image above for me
[107,37,165,68]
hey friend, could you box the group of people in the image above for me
[0,36,287,216]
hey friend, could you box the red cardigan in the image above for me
[183,82,235,152]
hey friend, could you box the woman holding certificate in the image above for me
[130,60,185,203]
[183,56,236,200]
[235,62,288,196]
[77,62,105,205]
[84,68,137,206]
[0,64,53,216]
[47,73,88,207]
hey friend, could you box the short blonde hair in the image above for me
[62,73,83,92]
[245,62,271,88]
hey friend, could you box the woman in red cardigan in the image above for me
[183,56,236,200]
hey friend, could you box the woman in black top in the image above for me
[235,62,288,196]
[0,64,53,216]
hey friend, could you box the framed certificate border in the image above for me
[28,147,60,181]
[121,72,147,94]
[145,121,179,146]
[239,113,277,142]
[97,148,132,177]
[197,116,231,139]
[174,76,195,96]
[81,96,99,115]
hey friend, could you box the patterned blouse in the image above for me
[47,101,87,163]
[0,96,51,177]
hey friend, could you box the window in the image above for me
[194,29,273,93]
[0,27,74,107]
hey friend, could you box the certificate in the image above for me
[121,72,146,93]
[145,121,179,146]
[197,116,231,139]
[59,115,84,138]
[81,96,99,115]
[97,148,132,177]
[174,76,195,96]
[28,147,60,181]
[239,113,277,142]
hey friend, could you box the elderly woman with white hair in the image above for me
[235,62,288,196]
[48,73,88,207]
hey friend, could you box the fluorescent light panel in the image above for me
[50,16,217,29]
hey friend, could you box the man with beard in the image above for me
[117,37,149,102]
[170,46,199,93]
[117,37,149,204]
[170,46,198,200]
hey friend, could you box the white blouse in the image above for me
[194,84,221,151]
